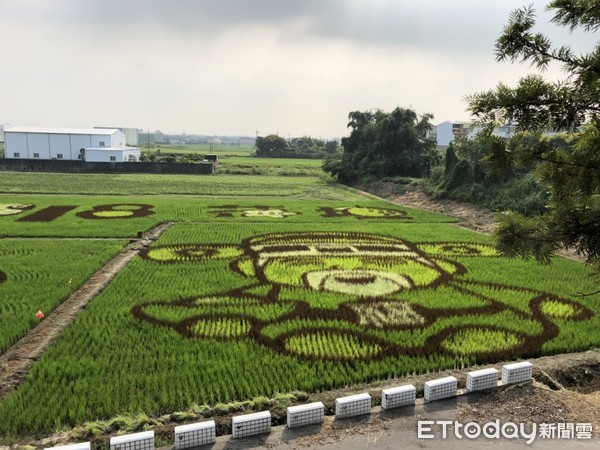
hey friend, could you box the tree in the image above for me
[255,134,332,159]
[467,0,600,287]
[255,134,288,157]
[324,107,436,182]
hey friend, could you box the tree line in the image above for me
[323,0,599,285]
[255,135,338,159]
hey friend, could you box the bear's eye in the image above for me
[261,245,311,253]
[315,246,353,253]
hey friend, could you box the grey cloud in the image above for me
[4,0,535,54]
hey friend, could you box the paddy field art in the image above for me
[0,171,598,440]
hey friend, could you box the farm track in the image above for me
[0,222,173,400]
[356,182,585,261]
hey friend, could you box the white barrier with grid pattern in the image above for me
[174,420,216,448]
[110,431,154,450]
[232,411,271,439]
[287,402,325,428]
[467,368,499,392]
[45,443,90,450]
[381,385,416,410]
[335,393,371,419]
[502,361,532,384]
[424,376,457,402]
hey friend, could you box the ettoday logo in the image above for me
[417,420,593,444]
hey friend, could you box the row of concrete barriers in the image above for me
[46,361,532,450]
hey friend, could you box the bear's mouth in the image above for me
[333,274,377,285]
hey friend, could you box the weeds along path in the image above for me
[0,222,173,400]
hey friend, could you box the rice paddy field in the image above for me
[0,169,598,438]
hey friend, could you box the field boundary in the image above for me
[0,222,173,399]
[0,159,214,175]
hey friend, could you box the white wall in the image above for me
[90,134,112,148]
[111,130,126,148]
[68,135,92,160]
[85,149,118,162]
[27,133,51,159]
[4,132,28,158]
[436,122,454,147]
[124,149,140,161]
[49,134,72,159]
[85,149,139,162]
[123,128,139,146]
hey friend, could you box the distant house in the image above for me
[3,126,140,162]
[432,120,565,150]
[430,121,472,148]
[95,127,140,146]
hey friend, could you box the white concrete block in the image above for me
[232,411,271,439]
[424,376,457,401]
[381,385,416,410]
[502,361,533,384]
[287,402,325,428]
[110,431,154,450]
[174,420,216,448]
[335,393,371,419]
[467,368,499,392]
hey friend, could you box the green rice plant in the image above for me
[540,300,578,319]
[0,208,598,439]
[0,239,126,353]
[285,331,382,359]
[441,328,523,355]
[190,318,251,338]
[0,195,455,238]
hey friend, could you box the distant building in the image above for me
[430,121,472,148]
[95,127,139,146]
[139,130,168,145]
[3,126,140,162]
[433,120,565,150]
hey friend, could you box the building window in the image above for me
[57,154,63,159]
[99,141,105,147]
[13,152,20,158]
[33,153,40,158]
[110,156,116,161]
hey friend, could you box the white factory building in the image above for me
[3,126,140,162]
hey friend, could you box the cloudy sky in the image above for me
[0,0,592,138]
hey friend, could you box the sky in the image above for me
[0,0,594,138]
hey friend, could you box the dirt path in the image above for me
[358,181,584,261]
[0,222,173,400]
[357,181,500,233]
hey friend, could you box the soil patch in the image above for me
[357,181,585,262]
[358,181,499,233]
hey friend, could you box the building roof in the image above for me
[85,147,140,151]
[436,120,472,126]
[3,126,120,135]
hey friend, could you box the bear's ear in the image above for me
[416,242,499,258]
[140,244,243,263]
[230,256,256,278]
